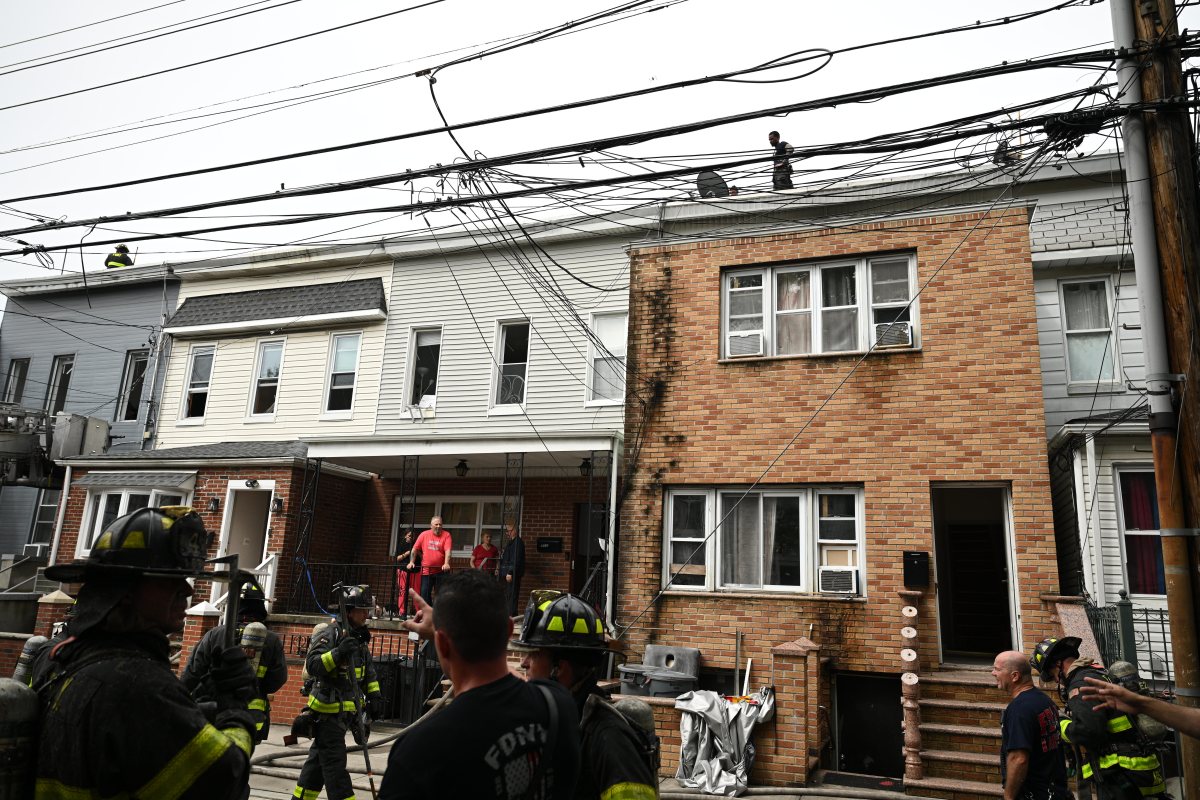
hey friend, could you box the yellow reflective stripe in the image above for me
[1059,718,1072,742]
[320,651,336,673]
[306,695,357,713]
[34,779,125,800]
[248,698,268,711]
[1108,715,1134,733]
[1117,754,1162,771]
[292,787,320,800]
[222,726,253,758]
[354,666,364,679]
[365,682,380,694]
[256,665,268,678]
[137,723,233,800]
[256,721,265,730]
[600,781,658,800]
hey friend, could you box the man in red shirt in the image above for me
[471,531,499,576]
[409,516,452,605]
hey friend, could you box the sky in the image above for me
[0,0,1192,284]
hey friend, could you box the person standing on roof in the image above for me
[768,131,794,190]
[105,244,134,269]
[30,506,258,800]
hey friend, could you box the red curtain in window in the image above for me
[1122,473,1164,594]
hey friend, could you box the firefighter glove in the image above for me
[212,646,256,708]
[367,694,384,721]
[334,636,361,663]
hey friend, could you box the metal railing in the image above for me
[212,552,279,610]
[286,561,408,616]
[1085,590,1175,695]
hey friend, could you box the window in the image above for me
[249,340,284,417]
[409,328,441,408]
[723,254,916,358]
[117,350,150,422]
[1118,469,1163,596]
[80,488,187,554]
[182,345,215,419]
[45,355,74,414]
[29,489,61,545]
[1061,279,1118,387]
[495,322,530,407]
[589,313,627,403]
[3,358,29,404]
[325,333,361,413]
[663,486,864,593]
[392,496,518,556]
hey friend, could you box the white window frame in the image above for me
[407,327,442,412]
[586,312,628,406]
[4,358,29,404]
[75,487,191,557]
[116,349,151,423]
[322,331,362,420]
[1059,276,1122,393]
[490,319,531,414]
[246,338,286,421]
[389,495,519,557]
[1115,465,1165,599]
[722,254,918,359]
[662,486,865,595]
[178,344,216,424]
[45,354,75,414]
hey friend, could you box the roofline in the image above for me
[165,308,386,336]
[62,455,372,481]
[0,263,176,297]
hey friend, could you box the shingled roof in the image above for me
[166,278,385,329]
[70,441,309,461]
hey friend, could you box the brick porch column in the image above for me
[769,637,821,785]
[35,590,75,638]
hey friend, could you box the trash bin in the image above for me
[373,654,405,720]
[645,668,696,698]
[618,664,655,696]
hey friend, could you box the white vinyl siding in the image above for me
[180,344,215,421]
[1060,278,1120,392]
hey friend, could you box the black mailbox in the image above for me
[903,551,930,588]
[536,537,563,554]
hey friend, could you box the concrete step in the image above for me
[918,723,1001,754]
[918,672,1009,706]
[920,749,1001,784]
[918,698,1006,728]
[905,776,1003,799]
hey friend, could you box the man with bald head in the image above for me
[992,650,1069,800]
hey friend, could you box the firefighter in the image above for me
[104,244,133,269]
[514,591,660,800]
[30,506,257,800]
[293,585,384,800]
[182,583,288,742]
[1030,637,1168,800]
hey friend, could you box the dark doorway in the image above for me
[932,486,1013,659]
[571,503,608,595]
[834,673,903,778]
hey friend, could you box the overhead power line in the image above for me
[0,0,191,51]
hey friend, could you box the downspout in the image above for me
[1083,436,1105,603]
[605,435,622,627]
[1071,448,1094,597]
[47,464,72,567]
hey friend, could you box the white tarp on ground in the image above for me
[674,687,776,796]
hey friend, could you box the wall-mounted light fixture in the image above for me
[578,458,593,477]
[245,479,260,489]
[454,459,470,478]
[207,497,220,513]
[272,497,284,514]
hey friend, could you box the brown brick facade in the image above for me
[616,209,1061,785]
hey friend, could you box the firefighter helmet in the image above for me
[115,244,130,254]
[1030,636,1082,680]
[515,590,608,652]
[46,506,212,583]
[338,584,373,609]
[240,582,268,620]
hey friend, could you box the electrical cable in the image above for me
[0,0,191,51]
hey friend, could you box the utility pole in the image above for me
[1110,0,1200,793]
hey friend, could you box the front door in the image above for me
[932,485,1015,660]
[225,489,271,567]
[571,503,608,596]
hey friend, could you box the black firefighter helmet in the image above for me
[46,506,212,583]
[515,590,608,653]
[1030,636,1082,681]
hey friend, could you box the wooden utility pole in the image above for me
[1112,0,1200,792]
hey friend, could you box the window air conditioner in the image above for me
[874,321,913,348]
[727,333,763,357]
[818,566,858,594]
[23,543,48,561]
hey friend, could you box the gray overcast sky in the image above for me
[0,0,1188,281]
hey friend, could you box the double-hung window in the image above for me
[1060,278,1119,390]
[1118,468,1164,596]
[80,488,187,555]
[664,486,864,594]
[3,358,29,404]
[249,340,284,417]
[45,355,74,414]
[117,350,150,422]
[723,254,917,358]
[589,312,627,403]
[325,333,361,414]
[494,321,530,408]
[409,328,442,408]
[182,345,215,420]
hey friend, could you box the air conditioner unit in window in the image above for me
[23,543,48,561]
[874,321,913,348]
[818,566,858,594]
[727,333,763,357]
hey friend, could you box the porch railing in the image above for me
[286,561,406,617]
[1085,590,1175,695]
[213,552,279,612]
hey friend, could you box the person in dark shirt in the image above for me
[380,571,580,800]
[992,650,1069,800]
[498,521,526,616]
[767,131,794,190]
[105,244,134,269]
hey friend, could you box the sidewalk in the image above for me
[249,723,401,800]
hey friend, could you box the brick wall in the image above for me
[617,209,1060,785]
[0,632,32,678]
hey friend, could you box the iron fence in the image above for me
[286,561,407,617]
[1085,591,1175,695]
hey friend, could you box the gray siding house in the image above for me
[0,265,178,559]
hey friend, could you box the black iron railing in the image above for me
[286,561,408,617]
[1085,590,1175,695]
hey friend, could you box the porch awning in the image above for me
[164,277,386,336]
[72,471,197,490]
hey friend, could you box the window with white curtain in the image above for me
[664,486,863,593]
[1060,278,1119,388]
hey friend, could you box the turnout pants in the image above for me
[293,714,355,800]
